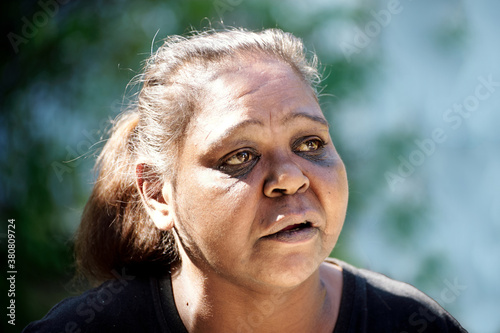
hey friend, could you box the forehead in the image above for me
[209,58,314,103]
[189,58,324,134]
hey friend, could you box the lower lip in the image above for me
[264,227,318,243]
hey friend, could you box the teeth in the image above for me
[281,222,310,232]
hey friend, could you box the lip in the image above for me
[261,210,321,238]
[262,222,319,243]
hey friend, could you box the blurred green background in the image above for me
[1,0,499,332]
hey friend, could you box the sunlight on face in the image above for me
[170,57,349,291]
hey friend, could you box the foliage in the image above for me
[1,0,464,331]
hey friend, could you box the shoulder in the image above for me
[22,269,165,333]
[328,259,468,333]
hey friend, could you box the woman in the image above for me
[24,28,466,332]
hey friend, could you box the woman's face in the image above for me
[169,57,348,291]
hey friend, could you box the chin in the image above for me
[254,253,323,289]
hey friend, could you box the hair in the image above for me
[75,27,322,283]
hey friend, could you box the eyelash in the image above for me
[292,137,327,154]
[217,136,327,177]
[217,149,261,177]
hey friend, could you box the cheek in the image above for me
[329,161,348,199]
[312,159,348,229]
[174,169,257,246]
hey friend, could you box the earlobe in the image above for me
[136,163,175,230]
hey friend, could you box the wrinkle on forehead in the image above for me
[210,56,305,100]
[191,57,323,138]
[209,68,315,117]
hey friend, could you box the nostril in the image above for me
[297,182,308,193]
[272,188,286,195]
[263,164,310,197]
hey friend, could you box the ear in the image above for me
[136,163,175,230]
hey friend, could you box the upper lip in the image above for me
[262,211,319,237]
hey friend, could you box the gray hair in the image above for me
[75,28,322,283]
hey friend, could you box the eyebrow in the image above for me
[204,111,329,149]
[204,118,264,144]
[280,112,329,128]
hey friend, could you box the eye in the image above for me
[294,137,325,152]
[296,138,322,152]
[225,151,255,165]
[217,148,260,177]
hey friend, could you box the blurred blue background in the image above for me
[1,0,499,332]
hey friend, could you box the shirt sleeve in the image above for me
[22,275,164,333]
[332,260,468,333]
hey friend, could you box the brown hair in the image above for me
[75,28,322,283]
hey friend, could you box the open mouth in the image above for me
[279,221,313,232]
[264,221,317,242]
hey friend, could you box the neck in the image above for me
[171,257,339,333]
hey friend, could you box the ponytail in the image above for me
[75,112,176,284]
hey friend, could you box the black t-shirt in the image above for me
[23,260,467,332]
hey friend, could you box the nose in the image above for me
[263,154,310,197]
